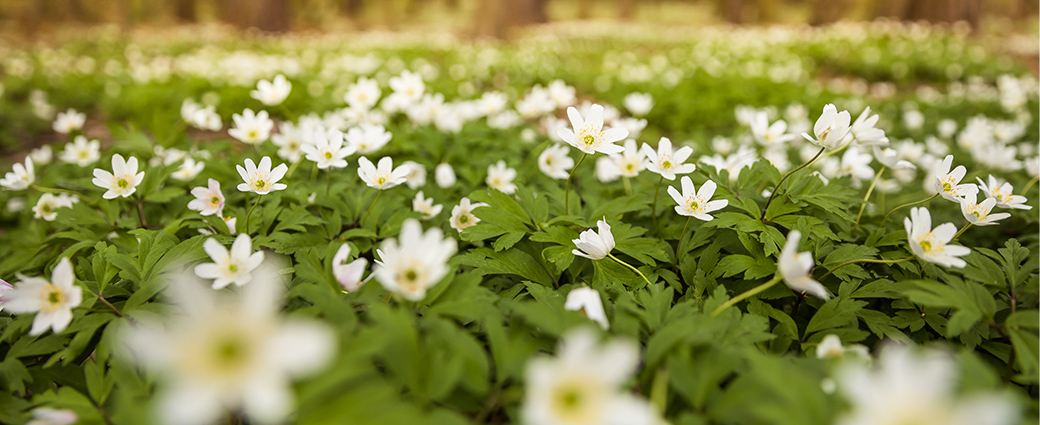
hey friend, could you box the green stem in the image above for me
[711,275,783,317]
[325,169,332,197]
[855,165,886,224]
[608,253,652,286]
[952,223,972,242]
[623,176,633,196]
[1022,176,1038,194]
[879,193,938,228]
[675,216,692,264]
[245,195,262,234]
[651,175,664,228]
[134,198,147,228]
[360,190,383,227]
[31,185,96,204]
[97,294,123,317]
[761,147,826,221]
[818,255,914,280]
[817,139,852,160]
[564,153,588,215]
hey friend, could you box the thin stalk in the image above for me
[607,253,652,286]
[325,169,332,196]
[675,216,692,264]
[761,147,826,220]
[134,199,147,228]
[817,139,852,160]
[855,165,886,224]
[32,185,96,204]
[879,193,938,228]
[818,255,914,280]
[623,176,633,196]
[564,153,588,215]
[1022,176,1038,194]
[711,275,783,317]
[97,294,123,317]
[952,223,972,242]
[245,195,262,234]
[651,175,664,228]
[360,190,383,227]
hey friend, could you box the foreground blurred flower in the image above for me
[836,345,1018,425]
[60,135,101,166]
[522,328,657,425]
[332,244,368,292]
[932,155,974,202]
[572,218,615,260]
[228,109,274,145]
[450,197,488,232]
[1,157,34,190]
[374,218,457,301]
[558,104,628,155]
[92,154,145,199]
[905,207,970,268]
[250,74,291,106]
[802,104,851,150]
[412,191,442,220]
[25,408,77,425]
[486,160,518,194]
[123,263,335,425]
[357,156,409,190]
[565,287,609,329]
[188,179,226,217]
[301,128,354,169]
[236,157,288,195]
[194,234,265,289]
[539,144,574,179]
[977,175,1031,210]
[667,176,727,221]
[2,258,82,335]
[778,230,829,299]
[642,137,696,181]
[816,334,868,360]
[959,192,1010,226]
[52,109,85,134]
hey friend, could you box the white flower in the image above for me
[558,104,628,155]
[228,109,274,145]
[60,135,101,166]
[612,140,646,178]
[937,119,958,139]
[301,128,353,169]
[959,192,1010,226]
[29,145,52,165]
[52,109,85,134]
[750,112,796,146]
[32,193,73,221]
[388,70,425,102]
[223,216,237,235]
[932,155,975,202]
[345,77,381,110]
[402,161,427,189]
[802,104,852,150]
[92,154,144,199]
[1,258,82,335]
[194,234,265,289]
[478,91,508,116]
[271,122,307,162]
[190,106,222,131]
[450,197,488,232]
[778,230,829,299]
[825,146,874,186]
[836,345,1018,425]
[642,137,696,181]
[1025,156,1039,178]
[977,175,1031,210]
[547,80,576,108]
[564,287,609,329]
[623,92,653,116]
[188,178,225,217]
[610,117,648,140]
[849,106,889,146]
[873,146,916,170]
[539,144,574,179]
[572,218,615,261]
[412,191,442,220]
[903,109,924,131]
[357,156,409,190]
[816,334,868,360]
[522,329,657,425]
[236,157,288,195]
[344,123,392,154]
[332,244,368,292]
[905,207,970,268]
[486,160,518,194]
[435,162,457,188]
[595,156,621,183]
[25,408,77,425]
[123,264,335,425]
[1,157,34,190]
[171,157,205,181]
[667,176,727,221]
[250,74,291,106]
[374,218,457,301]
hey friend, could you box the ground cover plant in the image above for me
[0,21,1037,425]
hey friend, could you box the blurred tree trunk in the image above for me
[339,0,364,16]
[576,0,591,19]
[474,0,548,38]
[756,0,777,22]
[175,0,197,22]
[255,0,291,32]
[809,0,846,25]
[219,0,254,28]
[617,0,636,20]
[906,0,982,29]
[720,0,743,24]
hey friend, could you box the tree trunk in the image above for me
[617,0,636,20]
[255,0,291,32]
[340,0,364,16]
[720,0,743,24]
[175,0,197,22]
[219,0,254,29]
[810,0,846,25]
[474,0,548,39]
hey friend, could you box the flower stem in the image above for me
[879,193,938,228]
[31,185,96,204]
[245,195,262,234]
[564,153,588,215]
[325,169,332,197]
[607,253,652,286]
[711,275,783,317]
[675,216,692,264]
[1022,176,1038,194]
[761,147,826,221]
[952,222,973,242]
[855,165,886,224]
[134,198,147,228]
[623,176,633,196]
[818,255,914,280]
[97,294,123,317]
[651,175,664,228]
[360,190,382,227]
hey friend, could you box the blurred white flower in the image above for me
[778,230,829,299]
[271,121,307,162]
[816,334,869,360]
[29,145,52,165]
[228,109,274,145]
[539,144,574,180]
[301,128,353,170]
[565,287,609,330]
[171,157,205,181]
[849,106,889,146]
[435,162,457,188]
[547,80,576,108]
[450,197,488,232]
[388,70,425,103]
[612,140,646,178]
[1,157,35,191]
[374,218,457,301]
[32,193,73,221]
[25,408,77,425]
[610,117,648,140]
[486,160,517,194]
[60,135,101,166]
[92,154,144,199]
[402,161,427,189]
[905,207,970,268]
[873,146,916,170]
[412,191,442,220]
[595,156,621,183]
[750,112,795,146]
[344,77,381,110]
[251,74,292,106]
[53,109,85,134]
[345,123,392,155]
[623,92,654,117]
[977,175,1031,210]
[332,244,368,292]
[2,258,82,335]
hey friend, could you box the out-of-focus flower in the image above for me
[778,230,829,299]
[565,287,609,329]
[1,157,34,191]
[345,123,392,154]
[29,145,52,165]
[486,160,517,194]
[816,334,868,360]
[374,218,457,301]
[412,191,442,220]
[25,408,77,425]
[53,109,85,134]
[228,109,274,145]
[450,197,488,232]
[332,244,368,292]
[2,258,82,335]
[250,74,292,106]
[402,161,427,189]
[623,92,654,117]
[301,128,353,170]
[539,144,574,179]
[171,157,205,181]
[849,106,889,146]
[977,176,1031,210]
[344,77,381,110]
[435,162,456,188]
[32,193,73,221]
[60,135,101,166]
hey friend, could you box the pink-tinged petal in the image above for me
[207,178,221,194]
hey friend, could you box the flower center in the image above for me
[324,152,333,159]
[212,334,248,368]
[582,134,595,145]
[228,263,239,273]
[211,196,220,205]
[254,179,267,190]
[377,177,386,185]
[248,131,258,139]
[459,214,469,224]
[39,284,64,312]
[919,240,932,252]
[117,178,129,189]
[819,126,832,141]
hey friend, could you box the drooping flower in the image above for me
[932,155,975,202]
[357,156,409,190]
[572,218,615,261]
[558,104,628,155]
[564,287,609,329]
[332,244,368,292]
[59,135,101,166]
[412,191,442,220]
[802,104,852,150]
[250,74,292,106]
[194,234,265,289]
[236,157,288,195]
[450,197,488,232]
[778,230,829,299]
[344,123,392,154]
[92,154,145,199]
[977,175,1031,210]
[667,176,727,221]
[623,92,653,117]
[1,258,82,335]
[642,137,696,181]
[301,128,354,169]
[486,160,518,194]
[538,144,574,179]
[849,106,889,146]
[904,207,970,268]
[228,109,274,145]
[52,109,85,134]
[187,179,225,217]
[959,192,1010,226]
[1,157,34,190]
[373,218,457,301]
[816,334,869,360]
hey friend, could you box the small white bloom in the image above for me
[301,128,354,169]
[612,139,646,178]
[52,109,85,134]
[642,137,696,181]
[778,230,829,299]
[802,104,852,150]
[59,135,101,166]
[332,244,368,292]
[595,156,621,183]
[750,112,796,146]
[572,218,615,261]
[977,175,1031,210]
[873,146,916,170]
[388,70,425,103]
[250,74,292,106]
[486,160,518,194]
[29,145,52,165]
[171,157,205,181]
[816,334,868,360]
[402,161,427,189]
[547,80,576,108]
[32,193,73,221]
[1,157,35,190]
[223,216,237,235]
[1,258,82,335]
[450,197,488,232]
[849,106,889,146]
[435,162,457,188]
[236,157,288,195]
[558,104,628,155]
[623,92,654,116]
[903,109,925,131]
[937,118,958,139]
[538,144,574,180]
[564,287,609,329]
[194,234,265,289]
[959,192,1011,226]
[932,155,975,202]
[412,191,442,220]
[357,156,409,190]
[905,207,970,268]
[271,121,308,163]
[344,123,392,154]
[610,117,648,140]
[344,77,381,110]
[228,109,274,145]
[190,106,222,131]
[92,154,145,199]
[667,176,727,221]
[25,408,77,425]
[374,218,457,301]
[187,178,225,217]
